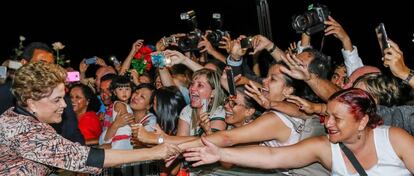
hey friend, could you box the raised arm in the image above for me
[325,16,363,76]
[120,39,144,75]
[384,40,414,89]
[251,34,286,62]
[163,50,203,72]
[280,53,339,101]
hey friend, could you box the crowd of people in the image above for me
[1,14,414,176]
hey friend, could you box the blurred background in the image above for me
[0,0,413,69]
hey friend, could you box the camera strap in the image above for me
[339,142,368,176]
[319,35,326,53]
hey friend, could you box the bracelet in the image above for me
[403,69,414,85]
[157,134,164,144]
[268,43,277,54]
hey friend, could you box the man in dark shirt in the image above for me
[0,42,85,145]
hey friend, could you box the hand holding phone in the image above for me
[226,69,237,97]
[375,23,390,56]
[240,36,253,49]
[84,56,97,65]
[202,99,209,113]
[0,66,7,79]
[151,52,172,68]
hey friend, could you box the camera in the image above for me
[206,13,229,46]
[176,10,203,52]
[292,4,330,35]
[177,30,203,52]
[162,36,177,47]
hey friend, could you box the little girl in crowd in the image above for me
[100,75,135,149]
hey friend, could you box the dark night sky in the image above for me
[1,0,413,70]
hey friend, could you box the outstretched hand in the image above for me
[280,53,311,81]
[244,81,270,109]
[153,143,182,160]
[183,137,221,167]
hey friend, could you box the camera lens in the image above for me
[292,15,308,33]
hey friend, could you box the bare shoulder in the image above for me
[388,127,414,149]
[389,127,414,142]
[114,101,127,112]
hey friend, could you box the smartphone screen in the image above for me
[375,23,390,56]
[84,57,97,65]
[226,69,237,97]
[202,99,208,113]
[66,71,80,82]
[0,66,7,79]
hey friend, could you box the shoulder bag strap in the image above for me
[339,142,368,176]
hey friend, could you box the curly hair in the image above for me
[12,62,67,107]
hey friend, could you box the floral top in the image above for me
[0,107,103,175]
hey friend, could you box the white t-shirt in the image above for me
[179,105,225,136]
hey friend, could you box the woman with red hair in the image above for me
[185,88,414,175]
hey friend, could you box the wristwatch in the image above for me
[403,69,414,85]
[157,134,164,144]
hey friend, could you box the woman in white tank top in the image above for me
[183,88,414,175]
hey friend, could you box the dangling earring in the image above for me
[357,130,362,140]
[244,117,252,124]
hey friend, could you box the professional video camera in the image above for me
[206,13,229,46]
[292,4,330,35]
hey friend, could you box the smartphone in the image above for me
[151,52,171,68]
[375,23,390,56]
[8,60,22,70]
[226,69,237,97]
[66,71,80,82]
[202,99,209,112]
[0,66,7,79]
[84,56,97,65]
[109,56,120,65]
[240,36,253,49]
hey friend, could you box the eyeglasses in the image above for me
[224,97,245,108]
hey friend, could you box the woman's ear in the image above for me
[244,107,255,118]
[26,99,37,113]
[210,89,215,99]
[283,87,294,97]
[358,115,369,130]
